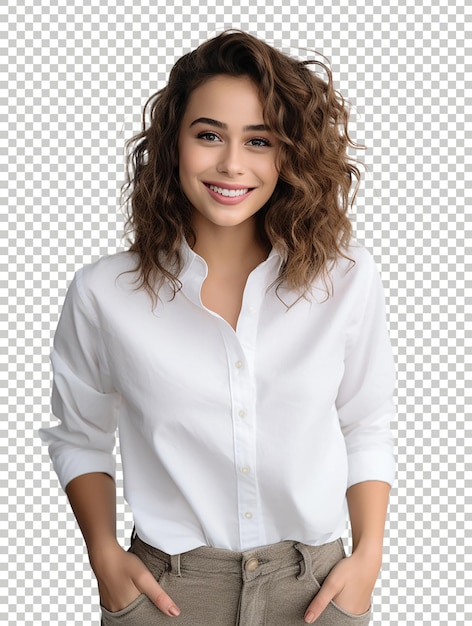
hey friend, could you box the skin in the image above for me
[178,74,280,330]
[65,74,391,623]
[304,481,390,623]
[66,472,180,617]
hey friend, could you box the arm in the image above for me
[347,480,390,562]
[304,254,395,623]
[65,472,118,556]
[304,480,390,623]
[40,273,180,617]
[66,472,181,617]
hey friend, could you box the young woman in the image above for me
[40,30,396,625]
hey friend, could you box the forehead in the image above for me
[182,75,264,124]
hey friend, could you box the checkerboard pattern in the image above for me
[3,0,470,624]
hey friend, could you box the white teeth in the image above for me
[208,184,249,197]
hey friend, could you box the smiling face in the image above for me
[178,75,279,238]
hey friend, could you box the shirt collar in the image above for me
[177,239,284,307]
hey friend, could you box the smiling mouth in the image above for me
[205,183,253,198]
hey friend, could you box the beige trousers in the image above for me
[100,535,371,626]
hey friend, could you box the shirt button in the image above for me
[246,557,259,572]
[244,511,253,519]
[241,466,250,474]
[235,360,243,369]
[249,306,257,314]
[238,409,247,418]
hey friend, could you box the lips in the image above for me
[207,184,249,197]
[203,182,255,205]
[204,183,254,205]
[204,181,254,194]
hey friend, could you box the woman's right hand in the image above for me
[89,540,181,617]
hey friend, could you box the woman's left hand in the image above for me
[303,550,381,624]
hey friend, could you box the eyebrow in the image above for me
[189,117,269,132]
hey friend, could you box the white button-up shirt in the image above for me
[39,242,396,554]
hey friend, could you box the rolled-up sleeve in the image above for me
[336,257,396,489]
[39,269,118,490]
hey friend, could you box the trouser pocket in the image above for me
[100,536,168,625]
[101,593,162,625]
[323,601,371,624]
[263,540,371,625]
[102,537,242,626]
[297,540,371,626]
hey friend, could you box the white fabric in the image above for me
[39,241,396,554]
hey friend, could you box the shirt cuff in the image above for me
[347,446,396,489]
[47,444,116,491]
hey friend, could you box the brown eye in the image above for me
[247,137,272,147]
[197,132,221,142]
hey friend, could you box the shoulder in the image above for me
[73,251,140,309]
[337,240,377,271]
[331,241,380,287]
[76,251,137,286]
[312,242,385,312]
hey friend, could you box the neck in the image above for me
[191,217,269,272]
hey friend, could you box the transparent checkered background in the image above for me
[2,0,470,624]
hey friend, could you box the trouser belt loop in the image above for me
[170,553,182,577]
[294,542,312,581]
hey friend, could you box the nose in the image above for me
[216,142,245,177]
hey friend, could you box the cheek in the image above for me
[179,143,209,179]
[258,151,278,176]
[263,161,279,188]
[178,147,196,187]
[178,133,195,165]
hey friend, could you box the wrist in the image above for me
[350,543,383,575]
[87,536,121,568]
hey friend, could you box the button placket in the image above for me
[228,345,260,548]
[227,259,279,550]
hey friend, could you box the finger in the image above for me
[304,577,342,624]
[137,569,181,617]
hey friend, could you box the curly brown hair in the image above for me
[122,30,362,304]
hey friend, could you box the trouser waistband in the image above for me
[131,534,344,583]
